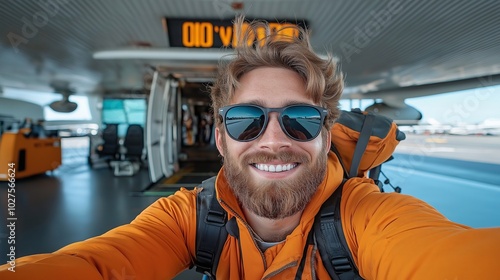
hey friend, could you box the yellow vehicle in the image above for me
[0,129,61,181]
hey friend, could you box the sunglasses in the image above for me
[219,104,328,142]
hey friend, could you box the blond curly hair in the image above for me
[211,16,344,130]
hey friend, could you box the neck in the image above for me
[243,207,302,242]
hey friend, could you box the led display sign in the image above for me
[165,18,308,48]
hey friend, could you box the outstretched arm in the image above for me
[0,188,198,280]
[342,178,500,279]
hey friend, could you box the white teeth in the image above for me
[254,163,297,172]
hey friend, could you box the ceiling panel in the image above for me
[0,0,499,97]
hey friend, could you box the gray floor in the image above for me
[0,144,202,279]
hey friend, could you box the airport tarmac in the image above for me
[395,134,500,165]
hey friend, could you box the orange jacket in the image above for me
[1,153,500,279]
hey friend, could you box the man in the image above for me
[1,18,500,280]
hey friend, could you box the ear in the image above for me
[215,127,225,157]
[325,129,331,153]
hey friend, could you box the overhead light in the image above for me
[93,48,235,61]
[49,98,78,113]
[48,80,78,113]
[93,47,332,62]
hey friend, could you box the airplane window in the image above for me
[2,87,92,121]
[102,98,146,137]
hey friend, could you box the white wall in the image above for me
[0,96,44,122]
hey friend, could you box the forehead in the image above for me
[231,67,313,106]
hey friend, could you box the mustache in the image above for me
[241,151,309,164]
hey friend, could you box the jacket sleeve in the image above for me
[342,178,500,279]
[0,188,198,280]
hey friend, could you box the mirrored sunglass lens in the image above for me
[225,106,265,140]
[282,106,322,140]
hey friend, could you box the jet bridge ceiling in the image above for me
[1,0,499,101]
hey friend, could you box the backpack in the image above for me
[194,109,406,279]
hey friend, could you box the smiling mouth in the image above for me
[252,163,298,172]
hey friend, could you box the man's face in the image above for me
[215,67,331,219]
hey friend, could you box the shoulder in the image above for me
[340,178,439,219]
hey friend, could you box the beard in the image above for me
[221,133,328,219]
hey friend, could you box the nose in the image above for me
[257,113,292,151]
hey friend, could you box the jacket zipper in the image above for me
[220,199,304,279]
[219,199,269,269]
[262,261,298,280]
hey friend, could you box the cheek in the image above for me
[220,135,252,160]
[307,138,327,156]
[231,143,252,158]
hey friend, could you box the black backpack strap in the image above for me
[330,144,350,179]
[315,180,363,280]
[195,176,228,280]
[349,111,375,178]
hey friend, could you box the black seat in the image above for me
[123,124,144,160]
[96,124,119,159]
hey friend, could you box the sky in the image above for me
[340,84,500,125]
[405,85,500,125]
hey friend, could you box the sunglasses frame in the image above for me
[219,103,328,142]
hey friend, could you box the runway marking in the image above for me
[397,146,455,152]
[425,138,448,143]
[426,147,455,152]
